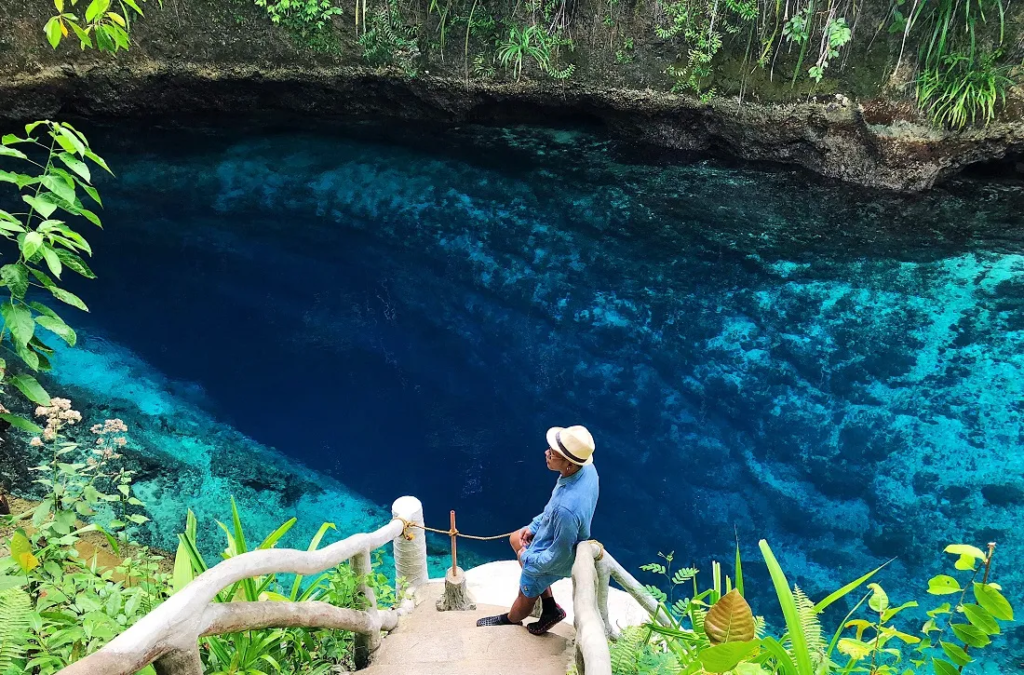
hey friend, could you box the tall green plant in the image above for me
[0,122,108,428]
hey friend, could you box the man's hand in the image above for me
[519,526,534,547]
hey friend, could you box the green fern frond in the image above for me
[754,615,767,639]
[0,588,32,672]
[794,586,825,661]
[671,567,699,585]
[610,625,648,675]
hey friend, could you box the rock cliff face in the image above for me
[1,0,1023,190]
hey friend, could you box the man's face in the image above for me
[545,447,569,472]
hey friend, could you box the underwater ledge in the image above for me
[3,63,1024,192]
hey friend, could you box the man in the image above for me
[477,424,600,635]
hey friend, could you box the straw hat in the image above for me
[546,425,595,466]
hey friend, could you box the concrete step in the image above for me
[361,582,575,675]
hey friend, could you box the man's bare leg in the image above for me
[507,589,538,623]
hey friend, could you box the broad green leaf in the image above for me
[2,301,35,347]
[951,623,991,648]
[85,149,113,175]
[0,146,29,160]
[944,543,986,562]
[1,264,29,299]
[962,603,1000,634]
[44,16,63,48]
[41,175,76,205]
[28,301,61,320]
[928,603,952,618]
[121,0,144,13]
[932,658,960,675]
[36,314,76,346]
[49,286,89,311]
[23,195,57,219]
[56,125,87,155]
[699,640,759,673]
[16,342,40,370]
[22,231,44,260]
[940,641,973,666]
[30,268,56,289]
[0,413,43,433]
[54,249,95,278]
[954,554,977,571]
[70,20,94,47]
[54,132,79,155]
[81,183,102,206]
[868,583,889,612]
[927,575,960,595]
[974,582,1013,621]
[42,247,63,279]
[58,152,91,181]
[8,373,51,405]
[80,208,102,227]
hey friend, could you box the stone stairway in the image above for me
[361,561,649,675]
[361,582,576,675]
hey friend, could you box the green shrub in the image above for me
[0,404,399,674]
[253,0,342,33]
[917,51,1015,129]
[624,540,1014,674]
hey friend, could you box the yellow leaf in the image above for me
[55,0,65,11]
[838,638,873,660]
[60,19,69,37]
[11,530,39,573]
[17,551,39,573]
[106,11,126,26]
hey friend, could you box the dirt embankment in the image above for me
[1,0,1023,189]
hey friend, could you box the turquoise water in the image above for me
[4,119,1023,662]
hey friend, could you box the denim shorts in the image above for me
[519,569,563,599]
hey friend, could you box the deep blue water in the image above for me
[15,119,1024,661]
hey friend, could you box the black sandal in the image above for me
[527,605,566,635]
[476,613,521,627]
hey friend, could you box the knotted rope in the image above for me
[392,517,518,542]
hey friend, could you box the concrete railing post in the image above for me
[352,549,381,669]
[391,496,429,590]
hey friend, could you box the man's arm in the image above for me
[527,512,544,535]
[521,507,579,575]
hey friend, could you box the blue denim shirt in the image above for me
[520,464,599,578]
